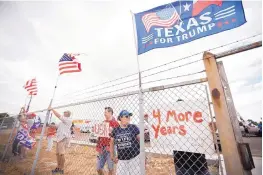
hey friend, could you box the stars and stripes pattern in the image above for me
[192,0,222,16]
[142,5,180,33]
[59,53,82,75]
[24,78,38,96]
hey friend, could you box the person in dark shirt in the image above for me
[258,121,262,136]
[110,110,140,175]
[71,122,75,138]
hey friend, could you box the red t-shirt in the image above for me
[96,118,119,152]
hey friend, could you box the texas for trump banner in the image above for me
[134,0,246,55]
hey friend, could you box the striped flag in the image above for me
[59,53,82,75]
[142,4,180,33]
[24,78,37,96]
[192,0,222,17]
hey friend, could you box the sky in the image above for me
[0,0,261,122]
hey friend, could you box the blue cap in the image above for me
[118,110,133,117]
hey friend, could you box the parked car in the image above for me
[240,121,261,137]
[144,128,150,142]
[80,125,91,133]
[0,125,7,129]
[89,133,98,143]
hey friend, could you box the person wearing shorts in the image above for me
[48,106,72,174]
[96,107,119,175]
[110,110,141,175]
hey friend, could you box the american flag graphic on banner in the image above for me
[59,53,82,75]
[142,4,181,33]
[24,78,37,96]
[134,0,246,55]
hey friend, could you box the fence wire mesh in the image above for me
[2,36,260,175]
[143,82,221,175]
[0,80,223,175]
[0,115,18,162]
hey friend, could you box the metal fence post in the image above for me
[30,109,50,175]
[1,118,18,161]
[31,76,59,175]
[0,113,8,133]
[139,82,146,175]
[203,51,249,175]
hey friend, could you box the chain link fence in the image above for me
[0,112,45,175]
[0,115,18,162]
[0,64,223,175]
[1,38,261,175]
[0,79,223,175]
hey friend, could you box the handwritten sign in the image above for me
[147,102,214,155]
[92,122,110,138]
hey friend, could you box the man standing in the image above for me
[48,106,72,174]
[96,107,119,175]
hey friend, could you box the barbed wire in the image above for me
[142,70,205,85]
[53,84,139,107]
[141,33,261,73]
[142,58,203,79]
[28,34,262,112]
[55,34,261,100]
[53,69,205,108]
[54,59,202,104]
[54,77,139,104]
[55,73,138,99]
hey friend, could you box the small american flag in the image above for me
[142,5,180,33]
[59,53,82,75]
[24,78,37,96]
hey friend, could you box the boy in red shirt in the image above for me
[46,122,57,152]
[96,107,119,175]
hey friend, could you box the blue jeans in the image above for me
[96,147,114,171]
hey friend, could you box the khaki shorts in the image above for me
[56,138,68,155]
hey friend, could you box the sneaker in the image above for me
[52,168,64,174]
[51,168,60,174]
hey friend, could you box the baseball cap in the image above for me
[118,110,133,117]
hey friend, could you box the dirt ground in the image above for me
[0,131,219,175]
[0,143,176,175]
[0,131,176,175]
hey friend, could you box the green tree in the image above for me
[247,119,259,126]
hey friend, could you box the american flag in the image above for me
[24,78,37,96]
[142,5,180,33]
[59,53,82,75]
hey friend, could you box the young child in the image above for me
[110,110,141,175]
[46,122,56,151]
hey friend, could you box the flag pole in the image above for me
[130,10,146,175]
[30,75,60,175]
[24,95,29,109]
[49,113,53,125]
[26,95,33,113]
